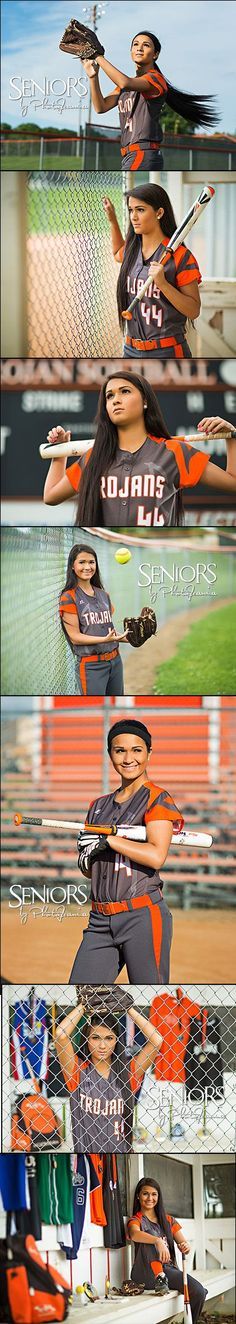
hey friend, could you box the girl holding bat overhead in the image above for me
[69,716,183,985]
[80,29,218,173]
[127,1177,207,1317]
[104,184,202,359]
[59,543,127,696]
[55,989,162,1153]
[43,372,236,528]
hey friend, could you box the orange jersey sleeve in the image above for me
[66,450,93,492]
[166,437,210,489]
[59,589,77,618]
[126,1211,142,1238]
[145,781,184,831]
[66,461,82,492]
[173,243,201,289]
[142,67,168,100]
[167,1214,182,1236]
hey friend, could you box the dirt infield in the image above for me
[124,598,234,694]
[2,903,235,984]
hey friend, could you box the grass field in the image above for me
[1,155,83,170]
[155,603,236,695]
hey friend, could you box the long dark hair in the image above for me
[131,31,219,127]
[116,185,177,328]
[79,1012,134,1149]
[75,369,183,526]
[133,1178,176,1259]
[59,543,104,651]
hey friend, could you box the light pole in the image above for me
[82,2,110,123]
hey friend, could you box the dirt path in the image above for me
[2,905,235,983]
[124,598,233,695]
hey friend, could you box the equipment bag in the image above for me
[11,1095,61,1152]
[0,1233,71,1322]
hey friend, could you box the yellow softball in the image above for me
[115,547,131,564]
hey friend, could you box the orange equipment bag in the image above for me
[0,1233,71,1322]
[11,1095,61,1152]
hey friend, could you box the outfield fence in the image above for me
[1,129,236,171]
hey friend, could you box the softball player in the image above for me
[104,184,202,359]
[59,544,127,695]
[44,373,236,528]
[69,717,183,985]
[80,29,217,172]
[128,1177,207,1318]
[55,996,162,1153]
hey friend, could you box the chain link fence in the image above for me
[26,171,125,357]
[2,527,74,695]
[2,985,236,1156]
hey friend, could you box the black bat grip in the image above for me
[14,814,42,826]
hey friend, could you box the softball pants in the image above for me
[121,147,164,171]
[69,892,172,984]
[75,651,124,696]
[131,1246,207,1324]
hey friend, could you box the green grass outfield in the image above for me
[1,155,83,170]
[155,602,236,695]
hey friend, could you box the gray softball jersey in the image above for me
[127,1210,181,1262]
[67,435,209,528]
[59,585,117,657]
[116,67,167,150]
[86,781,183,904]
[114,234,201,353]
[64,1059,139,1153]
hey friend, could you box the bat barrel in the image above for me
[40,440,93,459]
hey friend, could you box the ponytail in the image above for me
[165,84,219,128]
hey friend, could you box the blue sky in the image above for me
[2,0,236,131]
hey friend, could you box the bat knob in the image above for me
[14,813,22,826]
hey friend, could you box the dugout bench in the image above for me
[69,1270,234,1324]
